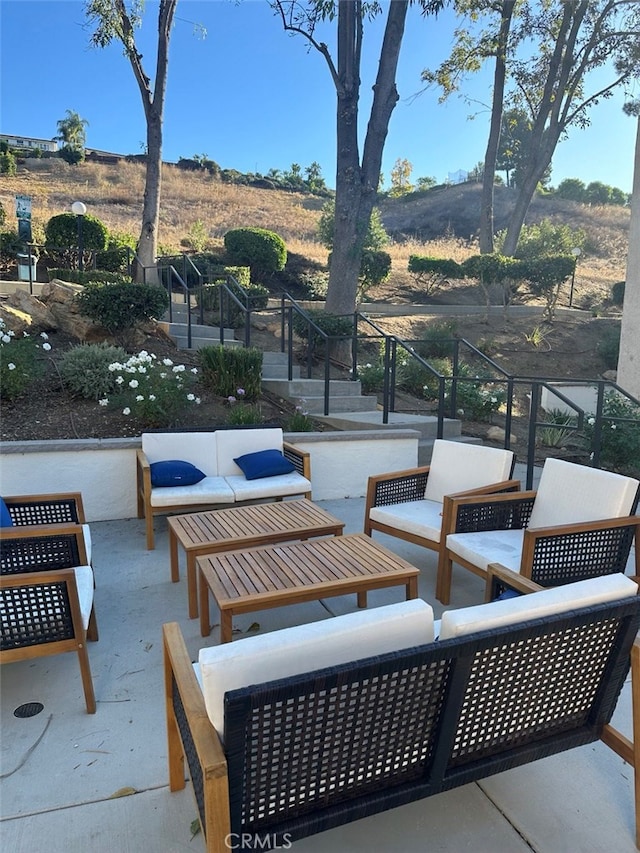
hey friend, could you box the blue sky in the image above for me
[0,0,636,193]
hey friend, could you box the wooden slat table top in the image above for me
[198,533,420,609]
[168,500,344,552]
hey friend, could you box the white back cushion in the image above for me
[142,432,218,476]
[424,440,514,503]
[439,573,637,640]
[199,599,434,737]
[215,427,284,477]
[528,457,639,529]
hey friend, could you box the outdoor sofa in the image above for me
[136,427,312,549]
[163,571,640,851]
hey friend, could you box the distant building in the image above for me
[447,169,468,185]
[0,133,58,153]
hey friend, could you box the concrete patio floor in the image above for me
[1,495,637,853]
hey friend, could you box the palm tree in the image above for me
[56,110,89,150]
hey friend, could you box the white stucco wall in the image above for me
[0,431,419,521]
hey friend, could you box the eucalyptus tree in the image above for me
[84,0,179,280]
[423,0,640,257]
[272,0,445,315]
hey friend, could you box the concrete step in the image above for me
[159,321,239,350]
[313,411,464,442]
[262,378,366,399]
[261,351,301,380]
[300,395,380,414]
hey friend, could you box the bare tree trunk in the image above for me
[479,0,515,254]
[325,0,409,315]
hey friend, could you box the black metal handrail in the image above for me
[157,264,192,349]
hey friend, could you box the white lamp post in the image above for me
[71,201,87,272]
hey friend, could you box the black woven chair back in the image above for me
[0,531,83,576]
[1,576,77,650]
[6,498,81,527]
[222,596,640,845]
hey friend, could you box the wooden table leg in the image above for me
[186,554,198,619]
[407,576,418,599]
[357,590,367,608]
[199,568,211,637]
[220,609,233,644]
[169,528,180,583]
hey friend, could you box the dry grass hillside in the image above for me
[0,157,630,305]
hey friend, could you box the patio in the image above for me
[1,494,638,853]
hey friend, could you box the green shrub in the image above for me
[292,310,353,349]
[58,342,128,399]
[0,151,17,175]
[611,281,625,306]
[407,256,465,294]
[450,364,506,421]
[45,212,109,269]
[198,346,262,399]
[100,351,201,428]
[95,231,137,272]
[74,281,169,347]
[49,269,132,285]
[359,249,391,300]
[583,394,640,477]
[413,320,458,359]
[538,409,577,448]
[59,144,84,165]
[596,325,621,370]
[225,389,265,426]
[357,361,386,394]
[0,229,22,267]
[199,280,269,327]
[224,227,287,277]
[398,355,449,399]
[0,320,52,401]
[496,218,586,260]
[0,201,5,227]
[515,255,575,321]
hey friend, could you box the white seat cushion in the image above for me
[446,528,525,573]
[528,457,639,529]
[149,476,235,507]
[215,427,284,477]
[81,524,92,565]
[423,440,514,503]
[142,432,219,476]
[438,572,637,640]
[225,472,311,502]
[369,498,443,543]
[73,565,95,631]
[199,599,434,737]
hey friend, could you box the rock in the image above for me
[4,290,57,331]
[486,425,517,444]
[602,369,617,382]
[40,279,109,341]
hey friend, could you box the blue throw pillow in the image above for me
[233,449,296,480]
[494,588,522,602]
[150,460,206,488]
[0,497,14,527]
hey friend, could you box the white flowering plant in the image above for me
[356,361,386,394]
[0,318,52,401]
[582,394,640,477]
[98,351,201,427]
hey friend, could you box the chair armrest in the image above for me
[283,441,311,480]
[484,562,544,602]
[446,489,537,534]
[3,492,86,525]
[163,622,231,850]
[365,466,432,514]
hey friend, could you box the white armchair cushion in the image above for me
[142,432,219,476]
[81,524,92,565]
[369,499,444,543]
[215,428,284,477]
[446,529,525,573]
[439,572,637,640]
[149,476,235,507]
[199,599,434,737]
[73,565,95,631]
[528,457,639,529]
[423,440,514,503]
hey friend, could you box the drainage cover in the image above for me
[14,702,44,718]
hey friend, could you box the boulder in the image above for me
[3,290,57,331]
[486,425,517,444]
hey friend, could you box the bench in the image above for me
[136,427,312,549]
[163,572,640,851]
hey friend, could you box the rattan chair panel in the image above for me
[226,657,451,832]
[530,527,636,586]
[455,496,535,533]
[173,675,206,830]
[0,534,82,575]
[373,472,430,507]
[1,581,74,648]
[6,499,81,527]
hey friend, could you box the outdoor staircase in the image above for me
[162,310,471,463]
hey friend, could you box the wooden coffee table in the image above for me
[167,500,345,618]
[197,533,420,641]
